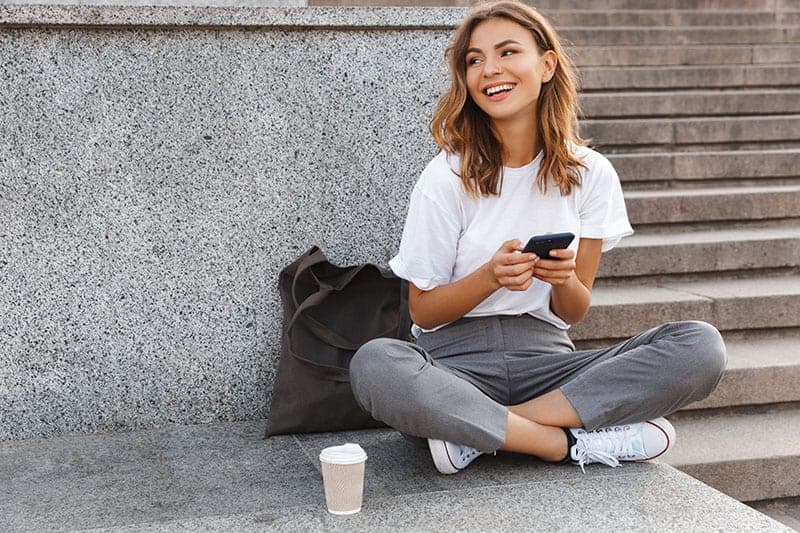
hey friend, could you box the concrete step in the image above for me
[583,115,800,147]
[0,421,787,531]
[562,27,800,47]
[749,497,800,531]
[573,44,800,67]
[623,185,800,225]
[529,0,800,10]
[687,329,800,410]
[609,150,800,184]
[580,64,800,91]
[569,274,800,340]
[546,9,800,27]
[581,89,800,118]
[597,226,800,278]
[575,329,800,410]
[664,404,800,502]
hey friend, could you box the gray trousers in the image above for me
[349,315,727,453]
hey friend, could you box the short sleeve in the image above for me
[578,154,634,252]
[389,157,462,290]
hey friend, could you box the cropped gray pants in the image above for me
[349,315,727,453]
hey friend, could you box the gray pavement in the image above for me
[0,420,790,532]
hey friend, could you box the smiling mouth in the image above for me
[484,83,515,96]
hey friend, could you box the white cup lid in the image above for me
[319,443,367,465]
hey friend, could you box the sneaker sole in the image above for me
[427,439,460,475]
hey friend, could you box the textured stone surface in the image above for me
[0,22,450,440]
[5,0,306,6]
[750,497,800,532]
[581,89,800,117]
[665,404,800,502]
[0,4,466,27]
[529,0,800,9]
[583,116,800,146]
[611,151,800,183]
[571,276,800,341]
[544,10,788,27]
[624,185,800,224]
[580,64,800,90]
[0,421,788,532]
[686,329,800,410]
[597,227,800,278]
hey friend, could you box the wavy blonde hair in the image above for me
[430,0,586,197]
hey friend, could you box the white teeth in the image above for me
[485,84,514,96]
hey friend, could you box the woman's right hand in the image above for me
[487,239,539,291]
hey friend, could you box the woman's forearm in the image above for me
[550,273,591,325]
[409,262,501,330]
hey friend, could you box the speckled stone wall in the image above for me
[0,6,463,440]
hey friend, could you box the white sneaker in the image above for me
[569,417,676,473]
[427,438,483,475]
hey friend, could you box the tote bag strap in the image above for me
[285,281,403,382]
[290,247,330,309]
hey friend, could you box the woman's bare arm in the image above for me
[409,239,538,330]
[533,238,603,325]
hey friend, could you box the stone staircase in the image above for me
[524,0,800,522]
[2,1,800,530]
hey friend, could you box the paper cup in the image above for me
[319,443,367,515]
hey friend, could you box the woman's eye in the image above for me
[501,49,515,57]
[467,57,482,66]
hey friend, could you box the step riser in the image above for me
[686,365,800,410]
[581,91,800,118]
[598,239,800,278]
[548,12,798,27]
[584,117,800,146]
[625,192,800,225]
[563,28,800,47]
[522,0,800,10]
[676,458,800,502]
[570,293,800,341]
[581,66,800,91]
[573,46,800,67]
[610,152,800,183]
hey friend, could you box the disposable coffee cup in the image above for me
[319,443,367,515]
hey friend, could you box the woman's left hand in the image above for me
[532,248,577,286]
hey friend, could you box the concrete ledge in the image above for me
[597,227,800,278]
[688,329,800,410]
[624,185,800,224]
[582,89,800,117]
[0,420,789,531]
[2,4,467,28]
[0,7,456,440]
[665,404,800,502]
[571,275,800,340]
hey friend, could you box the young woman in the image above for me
[349,0,727,474]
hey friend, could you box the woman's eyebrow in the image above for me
[466,39,522,54]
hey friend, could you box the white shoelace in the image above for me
[572,427,643,473]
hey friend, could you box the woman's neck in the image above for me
[492,116,540,168]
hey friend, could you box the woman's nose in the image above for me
[483,57,503,76]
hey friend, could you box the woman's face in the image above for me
[464,17,556,126]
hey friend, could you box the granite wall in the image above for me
[0,5,464,440]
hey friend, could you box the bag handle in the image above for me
[290,247,329,309]
[285,284,403,381]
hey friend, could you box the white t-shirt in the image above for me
[389,145,633,332]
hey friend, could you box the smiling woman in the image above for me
[432,2,586,198]
[348,0,728,477]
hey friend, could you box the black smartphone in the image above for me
[522,232,575,259]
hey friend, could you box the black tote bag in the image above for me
[266,246,412,436]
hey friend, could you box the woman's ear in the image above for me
[541,50,558,83]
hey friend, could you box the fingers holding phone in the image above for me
[533,247,576,286]
[488,239,538,291]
